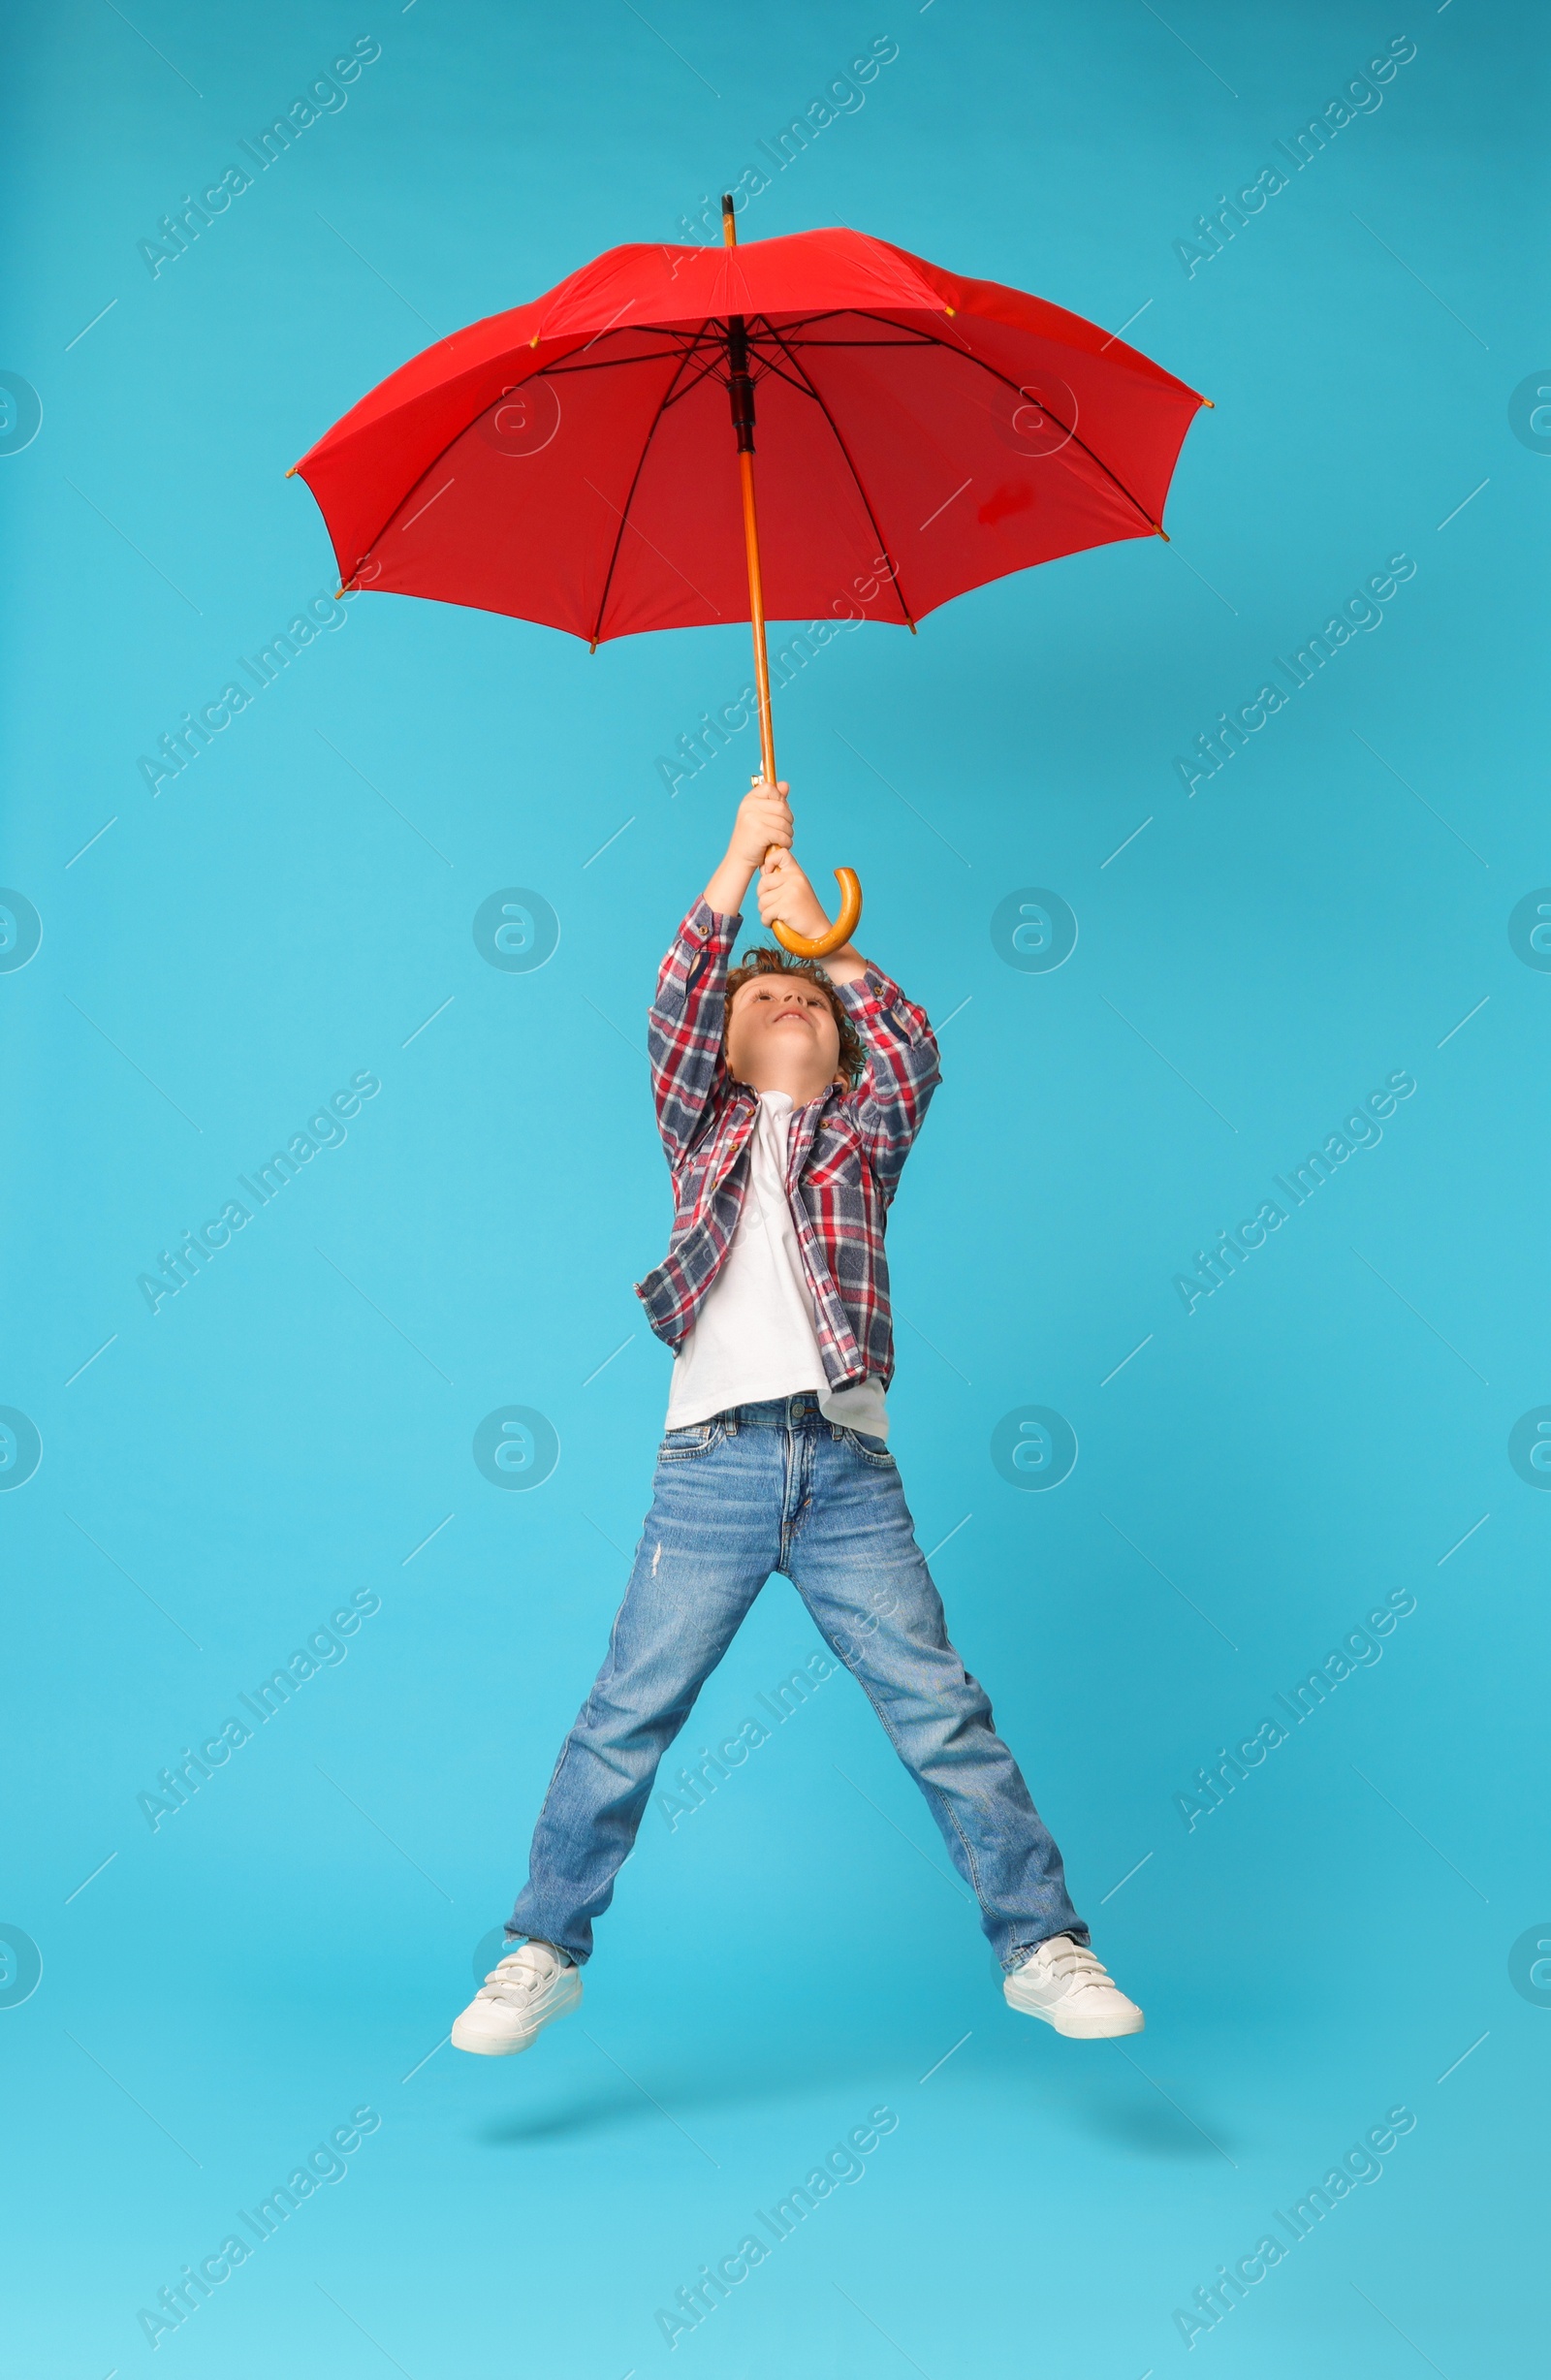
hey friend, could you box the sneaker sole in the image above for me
[451,1974,583,2056]
[1004,1989,1144,2040]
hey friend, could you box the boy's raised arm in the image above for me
[647,783,796,1165]
[833,961,940,1195]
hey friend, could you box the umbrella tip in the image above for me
[943,305,956,317]
[285,464,298,477]
[1201,397,1215,408]
[1155,525,1171,544]
[588,636,599,653]
[530,333,540,347]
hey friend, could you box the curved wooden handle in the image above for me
[772,867,863,960]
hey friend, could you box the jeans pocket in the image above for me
[840,1427,896,1468]
[658,1420,725,1460]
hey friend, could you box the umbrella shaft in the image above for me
[737,447,777,788]
[722,208,776,789]
[728,312,776,786]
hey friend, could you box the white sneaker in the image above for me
[1003,1935,1144,2038]
[451,1939,583,2056]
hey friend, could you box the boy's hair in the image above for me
[724,946,865,1087]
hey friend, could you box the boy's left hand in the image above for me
[756,847,831,940]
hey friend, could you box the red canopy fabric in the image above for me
[294,226,1207,643]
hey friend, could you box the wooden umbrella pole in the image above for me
[731,382,778,786]
[720,194,861,961]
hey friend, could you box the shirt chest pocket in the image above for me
[803,1115,864,1190]
[675,1122,748,1219]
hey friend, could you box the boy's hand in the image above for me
[725,780,793,872]
[757,846,832,941]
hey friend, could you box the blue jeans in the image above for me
[508,1393,1087,1969]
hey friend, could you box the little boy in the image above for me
[453,782,1142,2054]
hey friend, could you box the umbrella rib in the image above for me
[749,306,941,344]
[547,324,723,379]
[658,336,737,411]
[756,319,916,629]
[587,340,704,647]
[336,333,706,582]
[839,310,1163,535]
[950,353,1160,531]
[340,379,564,583]
[347,429,473,584]
[543,346,701,374]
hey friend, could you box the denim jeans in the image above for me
[508,1392,1087,1969]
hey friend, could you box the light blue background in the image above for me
[3,2,1545,2372]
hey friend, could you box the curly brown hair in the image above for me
[724,946,865,1087]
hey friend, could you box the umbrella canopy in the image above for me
[292,226,1208,646]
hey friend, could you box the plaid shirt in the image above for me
[634,899,941,1389]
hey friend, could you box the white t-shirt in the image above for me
[666,1090,889,1440]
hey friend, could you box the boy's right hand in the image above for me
[725,780,794,872]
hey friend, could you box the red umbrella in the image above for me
[292,202,1208,954]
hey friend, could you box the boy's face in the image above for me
[725,972,843,1099]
